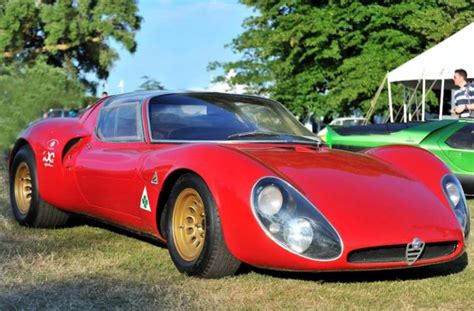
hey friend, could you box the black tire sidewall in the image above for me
[166,173,219,275]
[9,145,41,226]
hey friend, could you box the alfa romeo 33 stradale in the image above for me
[9,91,469,278]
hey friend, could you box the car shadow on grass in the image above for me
[0,274,189,310]
[243,253,468,283]
[0,215,166,268]
[66,215,166,249]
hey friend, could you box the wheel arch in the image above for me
[156,168,199,239]
[8,138,32,175]
[8,139,70,227]
[142,143,274,262]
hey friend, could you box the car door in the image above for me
[73,99,147,226]
[440,123,474,173]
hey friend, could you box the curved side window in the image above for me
[445,124,474,150]
[97,101,143,142]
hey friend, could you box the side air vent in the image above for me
[62,137,82,161]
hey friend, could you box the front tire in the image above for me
[166,173,240,278]
[9,145,69,228]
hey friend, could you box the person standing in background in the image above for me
[451,69,474,115]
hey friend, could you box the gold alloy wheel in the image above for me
[172,188,206,261]
[14,162,33,215]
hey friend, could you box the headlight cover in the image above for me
[251,177,343,261]
[442,175,470,239]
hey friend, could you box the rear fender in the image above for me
[13,119,91,209]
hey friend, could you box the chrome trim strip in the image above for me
[146,96,154,144]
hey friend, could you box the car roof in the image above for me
[81,91,268,120]
[105,90,262,103]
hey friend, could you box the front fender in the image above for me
[364,145,452,204]
[139,143,279,263]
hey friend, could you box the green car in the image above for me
[327,119,474,195]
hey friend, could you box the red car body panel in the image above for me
[216,145,464,270]
[9,93,466,272]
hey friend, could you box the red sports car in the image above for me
[8,91,469,278]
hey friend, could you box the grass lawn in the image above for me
[1,166,473,310]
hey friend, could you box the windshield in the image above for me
[148,93,317,142]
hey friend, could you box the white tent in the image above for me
[386,23,474,122]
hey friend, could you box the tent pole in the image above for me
[365,74,387,125]
[439,79,445,120]
[411,79,437,121]
[403,86,407,123]
[407,80,421,121]
[414,90,418,121]
[388,81,393,122]
[421,78,426,121]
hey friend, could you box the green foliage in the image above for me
[137,75,165,91]
[213,1,474,118]
[0,63,85,149]
[0,0,141,90]
[0,0,142,150]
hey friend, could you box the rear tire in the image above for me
[165,173,240,278]
[9,145,69,228]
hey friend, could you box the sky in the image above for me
[100,0,252,95]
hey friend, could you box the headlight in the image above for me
[442,175,470,239]
[283,218,314,253]
[252,177,343,260]
[257,185,283,216]
[446,182,461,206]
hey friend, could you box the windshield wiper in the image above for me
[227,130,282,139]
[227,130,324,147]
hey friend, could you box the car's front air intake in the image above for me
[347,241,458,263]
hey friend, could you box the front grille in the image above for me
[347,241,457,263]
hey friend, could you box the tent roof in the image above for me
[388,23,474,88]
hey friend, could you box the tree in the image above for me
[0,63,85,149]
[211,1,474,118]
[138,75,165,91]
[0,0,141,91]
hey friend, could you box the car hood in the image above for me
[229,144,462,249]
